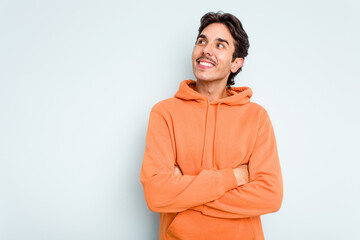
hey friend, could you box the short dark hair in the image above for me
[197,11,250,87]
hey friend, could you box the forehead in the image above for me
[199,23,234,43]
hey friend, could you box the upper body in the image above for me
[140,11,283,240]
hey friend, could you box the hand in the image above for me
[174,165,183,176]
[233,164,249,186]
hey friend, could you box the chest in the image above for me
[171,104,259,174]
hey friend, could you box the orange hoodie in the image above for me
[140,79,283,240]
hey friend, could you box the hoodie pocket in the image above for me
[165,209,255,240]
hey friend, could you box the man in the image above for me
[140,11,283,240]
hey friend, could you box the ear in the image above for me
[231,57,244,73]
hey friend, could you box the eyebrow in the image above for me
[197,34,207,40]
[217,38,229,46]
[197,34,229,46]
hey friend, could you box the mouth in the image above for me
[196,57,216,69]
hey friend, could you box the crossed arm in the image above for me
[140,109,283,219]
[174,164,249,187]
[174,164,257,218]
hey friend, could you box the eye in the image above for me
[198,39,205,45]
[217,43,224,48]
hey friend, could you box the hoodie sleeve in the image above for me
[140,110,238,213]
[194,113,283,219]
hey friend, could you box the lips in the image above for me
[196,57,216,69]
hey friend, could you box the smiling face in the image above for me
[192,23,243,83]
[192,23,244,84]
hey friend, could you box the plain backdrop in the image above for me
[1,0,360,239]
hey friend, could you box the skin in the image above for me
[192,23,244,102]
[174,22,249,186]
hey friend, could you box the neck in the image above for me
[194,79,228,102]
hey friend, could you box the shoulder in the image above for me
[150,97,181,115]
[247,101,269,117]
[245,101,272,126]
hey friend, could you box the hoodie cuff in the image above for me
[219,167,238,191]
[191,205,205,212]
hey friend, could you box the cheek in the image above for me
[191,52,197,64]
[218,54,233,69]
[191,51,196,60]
[192,46,202,58]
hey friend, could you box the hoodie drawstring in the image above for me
[200,100,221,168]
[200,100,209,167]
[213,102,221,168]
[174,80,253,169]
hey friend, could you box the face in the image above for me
[192,23,243,83]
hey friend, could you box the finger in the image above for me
[174,165,182,175]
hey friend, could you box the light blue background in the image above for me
[1,0,359,239]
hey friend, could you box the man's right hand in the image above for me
[233,164,249,186]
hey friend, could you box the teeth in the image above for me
[199,61,213,67]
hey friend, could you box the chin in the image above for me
[194,71,209,81]
[195,76,214,82]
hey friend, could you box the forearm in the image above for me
[202,175,283,217]
[140,165,238,213]
[190,175,282,219]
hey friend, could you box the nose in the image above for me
[202,43,213,56]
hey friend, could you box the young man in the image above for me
[140,11,283,240]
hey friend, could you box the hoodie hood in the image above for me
[174,79,252,105]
